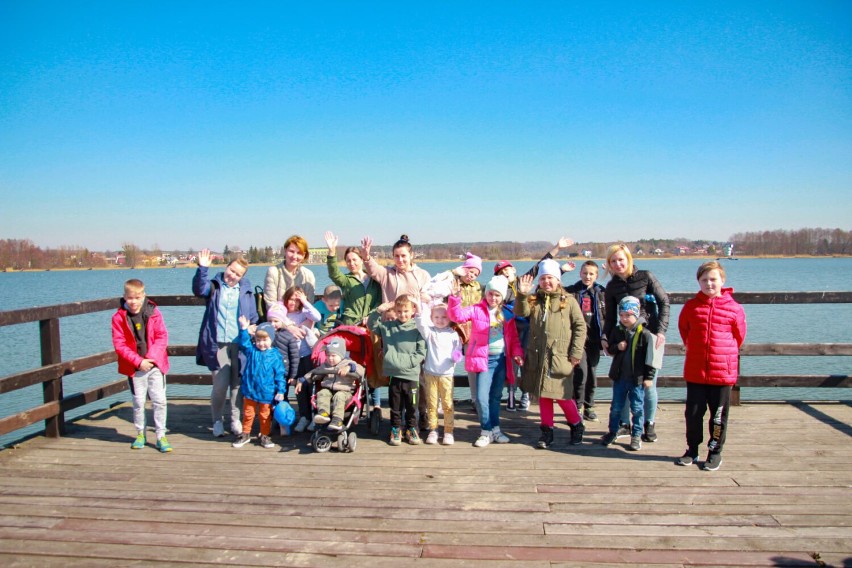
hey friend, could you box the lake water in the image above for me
[1,257,850,446]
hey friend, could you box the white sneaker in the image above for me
[425,430,439,444]
[442,432,455,445]
[474,430,491,447]
[294,416,309,433]
[231,419,242,436]
[212,420,225,437]
[491,427,510,444]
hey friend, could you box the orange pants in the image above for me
[241,398,273,436]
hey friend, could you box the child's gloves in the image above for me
[451,349,463,363]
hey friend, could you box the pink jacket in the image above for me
[111,299,170,377]
[678,288,747,386]
[447,295,523,382]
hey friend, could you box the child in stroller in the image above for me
[304,328,373,452]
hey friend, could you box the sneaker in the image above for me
[474,431,491,447]
[258,435,274,449]
[425,430,439,445]
[232,433,251,448]
[131,432,146,450]
[294,416,309,433]
[156,437,172,453]
[600,431,617,446]
[231,419,242,436]
[583,407,598,421]
[491,427,510,444]
[675,450,699,466]
[519,392,530,410]
[642,421,658,443]
[327,417,344,432]
[537,426,554,449]
[442,432,455,445]
[405,428,421,445]
[703,452,723,471]
[615,423,631,440]
[212,420,226,438]
[569,421,585,445]
[389,427,402,446]
[307,419,317,432]
[314,411,330,425]
[629,435,642,451]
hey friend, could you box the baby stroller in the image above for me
[308,325,377,452]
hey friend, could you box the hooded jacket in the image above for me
[193,265,258,371]
[447,295,523,381]
[606,316,658,384]
[564,280,606,347]
[326,255,382,325]
[514,289,587,400]
[235,328,286,404]
[679,287,747,386]
[112,298,170,377]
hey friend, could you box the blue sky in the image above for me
[1,2,850,251]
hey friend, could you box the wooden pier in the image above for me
[0,400,850,567]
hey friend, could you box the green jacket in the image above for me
[326,255,382,326]
[514,290,587,400]
[368,313,426,382]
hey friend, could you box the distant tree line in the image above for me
[2,229,850,270]
[730,228,852,256]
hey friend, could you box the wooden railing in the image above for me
[1,292,850,440]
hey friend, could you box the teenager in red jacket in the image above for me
[112,279,172,453]
[677,261,747,471]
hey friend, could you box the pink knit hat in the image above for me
[461,252,482,274]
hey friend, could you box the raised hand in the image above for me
[361,236,373,258]
[517,273,534,295]
[556,236,574,249]
[324,231,338,255]
[197,248,212,267]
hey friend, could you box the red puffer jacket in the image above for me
[678,288,747,386]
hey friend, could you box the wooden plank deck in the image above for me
[0,400,849,567]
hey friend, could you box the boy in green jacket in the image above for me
[368,295,426,446]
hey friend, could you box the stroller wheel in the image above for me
[370,408,381,435]
[314,434,332,453]
[337,432,348,451]
[347,432,358,452]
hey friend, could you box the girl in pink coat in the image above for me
[677,261,747,471]
[448,275,523,448]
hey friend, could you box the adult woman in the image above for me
[361,234,431,429]
[360,234,431,304]
[192,249,258,438]
[325,231,385,413]
[263,235,316,312]
[602,243,670,442]
[324,231,381,326]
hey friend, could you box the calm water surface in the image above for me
[1,257,850,446]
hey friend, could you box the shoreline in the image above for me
[2,254,851,272]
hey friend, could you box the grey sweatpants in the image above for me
[211,342,242,426]
[130,368,168,438]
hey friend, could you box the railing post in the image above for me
[40,318,64,437]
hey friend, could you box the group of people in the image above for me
[111,233,747,471]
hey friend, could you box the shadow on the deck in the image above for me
[0,400,850,567]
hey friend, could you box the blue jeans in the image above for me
[620,374,657,425]
[475,353,507,431]
[609,378,645,437]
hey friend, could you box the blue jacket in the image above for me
[193,266,259,371]
[235,329,286,404]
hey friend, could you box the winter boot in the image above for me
[536,426,554,449]
[569,421,585,445]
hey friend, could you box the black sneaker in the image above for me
[600,431,617,446]
[675,450,699,466]
[569,422,585,445]
[583,407,598,421]
[629,435,642,451]
[642,421,657,443]
[703,452,723,471]
[231,433,251,448]
[519,392,530,410]
[506,399,517,412]
[537,426,554,449]
[615,423,631,440]
[327,417,344,432]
